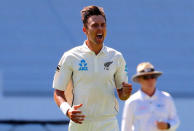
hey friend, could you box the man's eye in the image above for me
[92,24,98,28]
[101,24,106,27]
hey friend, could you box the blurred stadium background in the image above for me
[0,0,194,131]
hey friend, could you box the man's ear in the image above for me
[83,26,87,34]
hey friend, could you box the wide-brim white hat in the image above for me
[132,62,162,83]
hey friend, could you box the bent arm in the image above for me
[54,89,67,107]
[167,96,180,130]
[54,89,85,124]
[114,54,132,100]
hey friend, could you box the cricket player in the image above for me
[53,5,132,131]
[121,62,180,131]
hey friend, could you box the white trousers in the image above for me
[68,117,119,131]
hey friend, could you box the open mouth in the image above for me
[96,34,103,39]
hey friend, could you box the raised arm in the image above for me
[114,54,132,100]
[117,82,132,100]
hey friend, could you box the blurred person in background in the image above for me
[53,5,132,131]
[121,62,180,131]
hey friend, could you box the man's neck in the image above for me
[86,40,103,55]
[141,86,156,97]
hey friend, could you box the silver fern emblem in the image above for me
[104,61,113,70]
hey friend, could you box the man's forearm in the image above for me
[54,89,67,107]
[54,89,71,117]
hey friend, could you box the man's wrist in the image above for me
[60,102,71,116]
[117,88,123,92]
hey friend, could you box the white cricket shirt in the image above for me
[53,41,128,121]
[121,89,180,131]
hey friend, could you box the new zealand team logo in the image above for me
[79,59,88,71]
[104,61,113,70]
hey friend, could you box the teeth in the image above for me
[96,33,103,39]
[97,35,102,38]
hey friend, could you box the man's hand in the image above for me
[67,104,85,124]
[156,121,169,130]
[117,82,132,100]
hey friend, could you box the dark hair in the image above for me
[81,5,106,27]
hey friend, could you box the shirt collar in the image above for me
[139,88,159,100]
[82,41,107,55]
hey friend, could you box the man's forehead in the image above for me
[87,15,106,23]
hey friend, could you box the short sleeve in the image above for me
[114,54,128,89]
[52,53,73,91]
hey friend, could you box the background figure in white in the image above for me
[122,62,180,131]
